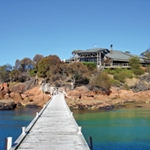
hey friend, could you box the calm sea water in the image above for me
[0,108,40,150]
[0,106,150,150]
[73,106,150,150]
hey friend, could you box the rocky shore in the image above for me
[0,82,150,110]
[65,86,150,110]
[0,82,50,110]
[0,100,16,110]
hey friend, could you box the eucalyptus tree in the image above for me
[14,59,21,70]
[67,62,89,88]
[0,64,12,83]
[33,54,44,68]
[13,58,34,81]
[20,57,34,72]
[140,47,150,63]
[37,55,65,85]
[9,69,22,82]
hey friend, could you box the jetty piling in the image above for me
[5,137,12,150]
[88,136,93,150]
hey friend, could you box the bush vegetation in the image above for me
[82,62,96,71]
[89,71,111,92]
[114,69,133,83]
[110,79,122,87]
[123,84,130,90]
[0,53,150,92]
[129,57,144,75]
[105,68,133,83]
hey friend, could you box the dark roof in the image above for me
[105,50,145,62]
[65,57,74,62]
[73,48,109,54]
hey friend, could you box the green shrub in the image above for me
[114,73,125,83]
[90,72,111,91]
[83,62,96,71]
[129,56,145,75]
[123,84,130,90]
[105,69,116,75]
[132,68,144,75]
[105,68,132,75]
[123,70,133,78]
[29,69,38,77]
[105,68,122,75]
[110,79,122,87]
[129,57,141,70]
[147,65,150,73]
[75,74,89,86]
[114,69,132,83]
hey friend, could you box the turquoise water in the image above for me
[0,108,40,150]
[73,107,150,150]
[0,106,150,150]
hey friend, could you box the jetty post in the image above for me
[5,137,12,150]
[88,136,93,150]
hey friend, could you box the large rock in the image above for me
[0,91,5,99]
[0,101,16,110]
[10,83,26,93]
[66,86,150,110]
[67,90,81,97]
[23,86,51,107]
[9,92,15,99]
[0,82,50,109]
[0,83,9,91]
[0,83,10,96]
[13,92,23,103]
[1,82,150,110]
[10,79,37,94]
[4,93,10,99]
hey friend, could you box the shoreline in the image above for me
[1,85,150,111]
[0,99,16,110]
[0,99,150,111]
[67,99,150,111]
[65,86,150,110]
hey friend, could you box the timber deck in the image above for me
[11,94,90,150]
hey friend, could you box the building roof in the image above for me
[105,50,145,62]
[73,48,109,54]
[65,57,74,63]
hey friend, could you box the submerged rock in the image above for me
[0,102,16,110]
[25,104,42,109]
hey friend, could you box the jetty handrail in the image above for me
[62,95,78,128]
[62,95,90,149]
[9,98,52,150]
[6,93,90,150]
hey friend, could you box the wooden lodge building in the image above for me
[66,46,146,69]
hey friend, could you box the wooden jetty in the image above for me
[7,93,90,150]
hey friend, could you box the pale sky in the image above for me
[0,0,150,66]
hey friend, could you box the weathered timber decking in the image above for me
[11,94,90,150]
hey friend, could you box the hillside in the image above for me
[1,55,150,110]
[0,74,150,110]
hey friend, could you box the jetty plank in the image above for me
[15,94,90,150]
